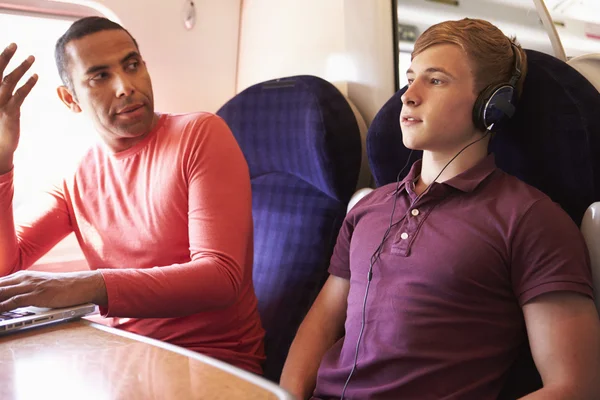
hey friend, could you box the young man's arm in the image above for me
[281,184,363,399]
[520,292,600,400]
[280,274,349,400]
[510,198,600,399]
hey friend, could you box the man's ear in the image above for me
[56,85,81,113]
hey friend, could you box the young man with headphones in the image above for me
[280,18,600,399]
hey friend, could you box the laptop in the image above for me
[0,303,96,335]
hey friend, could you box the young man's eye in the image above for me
[431,78,443,85]
[127,61,139,71]
[407,79,414,86]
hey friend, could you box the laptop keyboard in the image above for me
[0,310,35,321]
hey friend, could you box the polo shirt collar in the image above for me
[389,159,422,196]
[444,154,497,193]
[388,154,497,195]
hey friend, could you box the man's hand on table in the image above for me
[0,270,107,312]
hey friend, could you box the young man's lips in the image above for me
[401,116,423,125]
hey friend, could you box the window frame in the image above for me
[0,1,108,267]
[0,0,103,19]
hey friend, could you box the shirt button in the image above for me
[400,232,409,240]
[411,209,420,216]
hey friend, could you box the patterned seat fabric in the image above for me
[366,49,600,398]
[217,75,362,382]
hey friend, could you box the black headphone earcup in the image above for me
[472,85,496,132]
[472,84,517,132]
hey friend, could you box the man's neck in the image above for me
[103,113,161,154]
[415,141,489,196]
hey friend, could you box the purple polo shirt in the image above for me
[312,154,594,400]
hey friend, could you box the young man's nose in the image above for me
[401,82,422,106]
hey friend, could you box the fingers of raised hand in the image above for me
[0,43,17,78]
[0,55,35,107]
[11,74,38,108]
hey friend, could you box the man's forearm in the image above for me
[80,270,108,306]
[98,257,245,318]
[0,269,108,312]
[0,165,20,277]
[280,328,333,399]
[281,276,349,399]
[280,317,344,399]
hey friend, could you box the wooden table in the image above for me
[0,319,294,400]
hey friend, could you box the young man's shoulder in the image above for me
[482,169,579,236]
[349,182,398,211]
[489,168,554,208]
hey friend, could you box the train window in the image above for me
[399,51,411,89]
[0,3,106,269]
[395,0,600,88]
[0,6,101,210]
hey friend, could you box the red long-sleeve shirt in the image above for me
[0,112,265,374]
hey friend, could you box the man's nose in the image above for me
[401,82,421,106]
[115,74,135,98]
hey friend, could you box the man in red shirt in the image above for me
[0,17,264,374]
[281,18,600,399]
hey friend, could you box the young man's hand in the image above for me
[0,270,108,312]
[0,43,38,174]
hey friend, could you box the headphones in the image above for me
[472,42,523,132]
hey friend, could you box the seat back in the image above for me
[567,54,600,316]
[217,75,362,382]
[580,202,600,314]
[366,49,600,397]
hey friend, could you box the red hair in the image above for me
[412,18,528,98]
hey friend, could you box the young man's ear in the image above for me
[56,86,82,113]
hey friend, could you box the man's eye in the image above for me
[91,72,108,81]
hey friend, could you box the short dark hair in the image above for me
[55,16,139,89]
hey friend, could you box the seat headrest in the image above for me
[217,75,362,203]
[367,49,600,225]
[568,54,600,93]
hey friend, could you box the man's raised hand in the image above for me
[0,43,38,173]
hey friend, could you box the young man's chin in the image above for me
[402,137,426,151]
